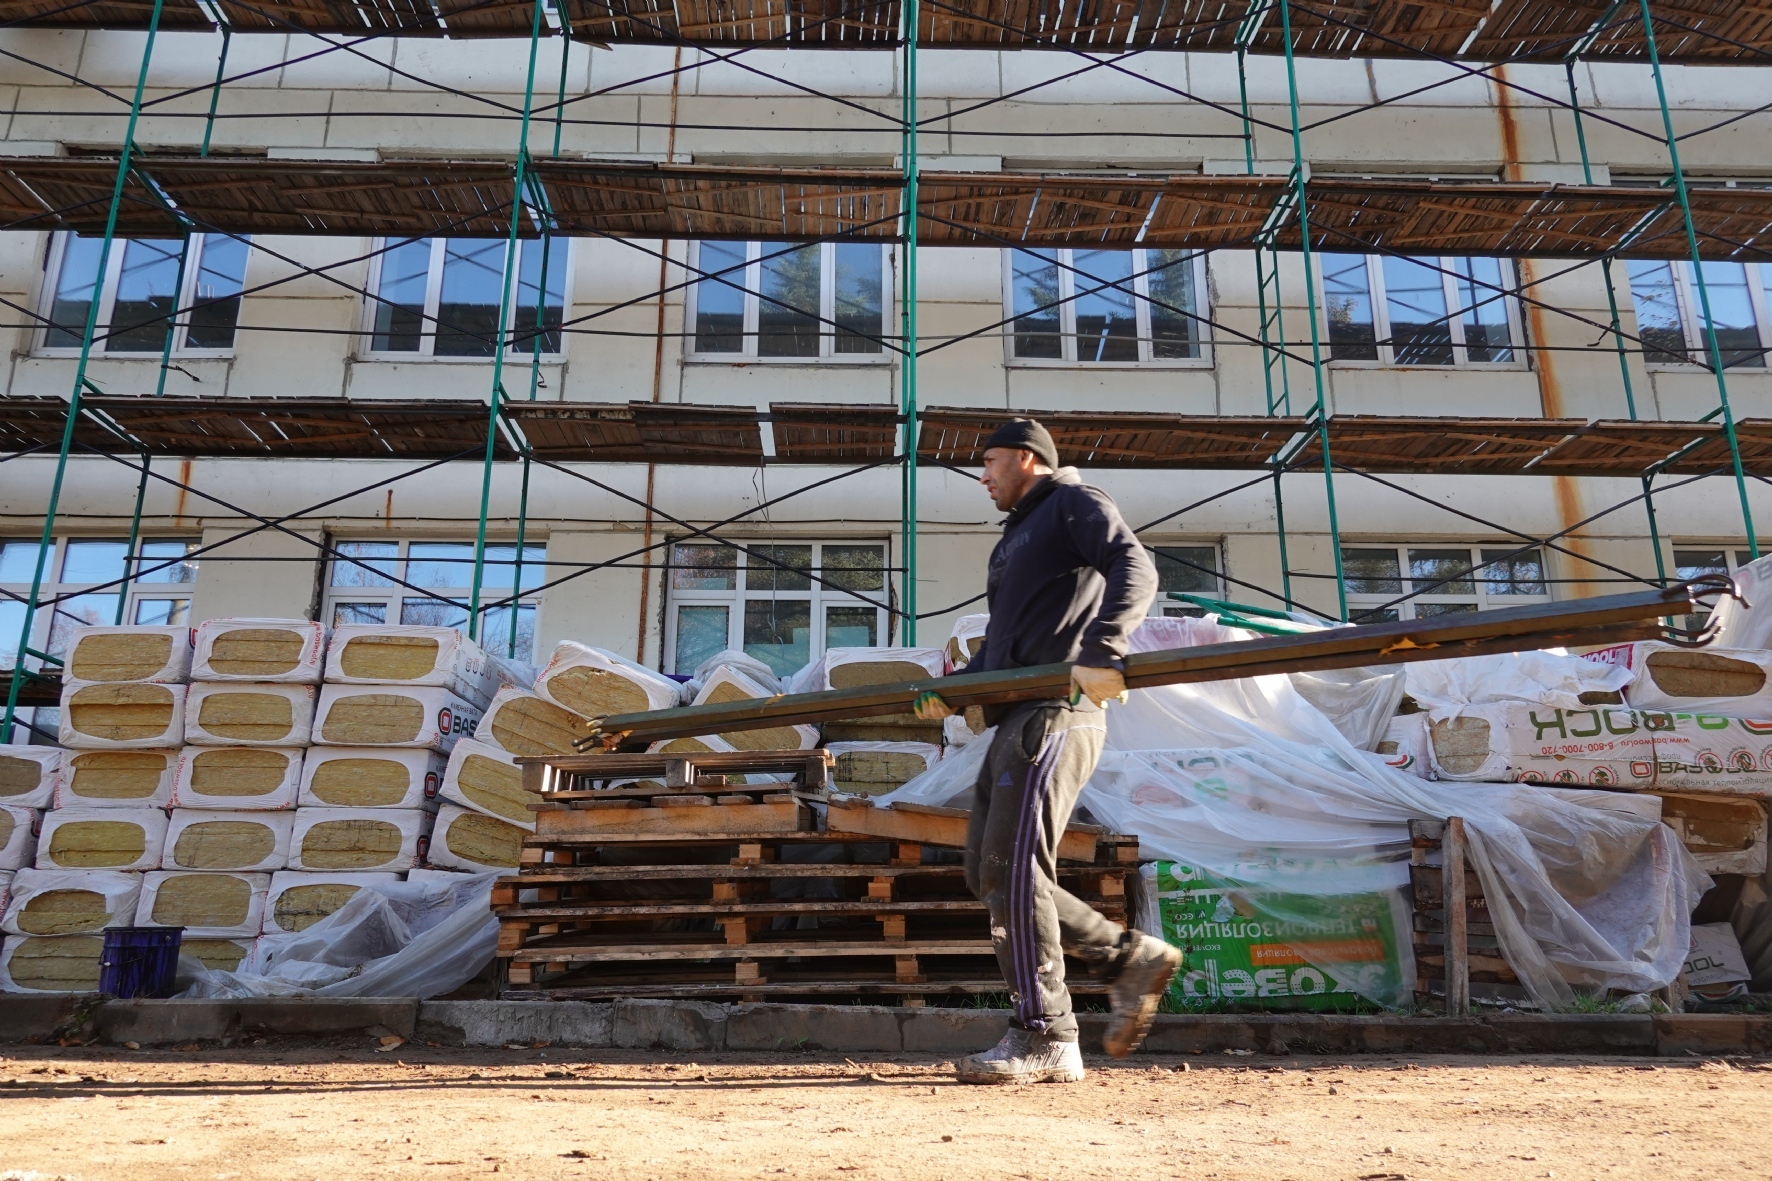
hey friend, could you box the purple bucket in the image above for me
[99,926,184,998]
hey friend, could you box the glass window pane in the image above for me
[821,545,884,592]
[671,543,736,590]
[1695,261,1765,369]
[332,602,388,626]
[1152,546,1219,596]
[1071,249,1139,363]
[399,598,468,629]
[406,543,476,589]
[757,241,821,358]
[135,539,197,584]
[674,604,730,672]
[47,235,106,349]
[372,238,432,352]
[1382,256,1454,365]
[0,599,24,666]
[743,599,811,676]
[1146,250,1200,360]
[461,544,547,591]
[1408,548,1475,595]
[479,604,536,660]
[694,241,747,353]
[106,238,184,353]
[0,541,50,584]
[60,540,127,584]
[1416,602,1480,617]
[47,593,120,655]
[1011,249,1063,359]
[1628,260,1688,364]
[1341,548,1402,595]
[1351,606,1400,625]
[1480,547,1546,595]
[1454,257,1514,364]
[185,234,250,349]
[825,605,877,649]
[513,237,566,356]
[132,597,189,626]
[832,244,882,354]
[435,239,506,357]
[331,541,398,588]
[1674,549,1729,581]
[746,545,813,592]
[1324,254,1378,361]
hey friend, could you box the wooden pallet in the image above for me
[1410,816,1517,1012]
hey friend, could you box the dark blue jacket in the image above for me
[968,468,1157,684]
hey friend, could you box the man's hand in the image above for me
[1070,664,1129,708]
[912,690,956,721]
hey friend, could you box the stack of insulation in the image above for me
[810,645,950,796]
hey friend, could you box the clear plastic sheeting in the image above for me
[177,872,499,999]
[1704,553,1772,650]
[1404,650,1635,722]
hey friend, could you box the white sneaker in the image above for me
[955,1027,1086,1085]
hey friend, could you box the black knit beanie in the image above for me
[982,417,1058,469]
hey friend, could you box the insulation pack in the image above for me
[691,665,818,752]
[262,870,399,934]
[62,624,193,685]
[312,684,482,751]
[134,870,269,938]
[57,681,186,749]
[474,687,597,756]
[1377,713,1433,779]
[827,741,942,795]
[0,747,63,810]
[944,614,989,672]
[0,934,104,992]
[183,682,318,747]
[288,807,433,872]
[172,746,303,810]
[0,871,12,917]
[439,737,535,830]
[1,869,141,936]
[427,802,525,871]
[1593,641,1772,718]
[324,624,501,708]
[56,750,178,809]
[0,808,38,871]
[822,646,946,690]
[533,640,681,720]
[297,747,443,809]
[191,618,326,683]
[36,808,166,871]
[182,937,254,972]
[162,809,294,873]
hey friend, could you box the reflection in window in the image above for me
[690,242,887,359]
[1627,260,1688,364]
[1382,257,1454,366]
[370,237,567,358]
[758,242,822,358]
[1324,254,1378,361]
[42,233,249,354]
[322,539,545,659]
[1344,544,1548,622]
[1325,253,1521,366]
[1007,247,1206,363]
[1454,257,1515,363]
[1697,261,1765,369]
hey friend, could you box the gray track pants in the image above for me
[964,699,1126,1041]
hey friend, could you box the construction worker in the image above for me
[912,417,1180,1084]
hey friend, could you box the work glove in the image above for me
[1070,663,1129,708]
[911,690,956,721]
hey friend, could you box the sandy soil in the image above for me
[1,1040,1767,1181]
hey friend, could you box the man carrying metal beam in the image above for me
[912,417,1178,1084]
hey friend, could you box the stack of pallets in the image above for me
[494,749,1137,1003]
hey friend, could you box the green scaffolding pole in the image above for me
[898,0,920,645]
[468,0,549,644]
[1564,55,1669,588]
[1637,0,1758,560]
[3,0,167,742]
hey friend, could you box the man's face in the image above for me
[980,447,1048,511]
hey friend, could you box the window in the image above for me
[1,536,198,667]
[1626,260,1769,369]
[1672,546,1766,632]
[664,541,890,676]
[1341,544,1548,623]
[324,540,543,659]
[1149,545,1224,617]
[1322,254,1522,366]
[40,232,250,354]
[366,237,567,358]
[1006,248,1208,363]
[688,241,888,360]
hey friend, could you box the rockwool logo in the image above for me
[416,835,430,859]
[424,772,440,799]
[437,708,453,735]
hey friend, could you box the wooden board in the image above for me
[824,798,1102,862]
[534,798,809,837]
[507,938,997,964]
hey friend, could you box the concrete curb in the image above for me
[4,997,1770,1056]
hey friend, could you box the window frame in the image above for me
[1,535,200,668]
[1341,542,1550,624]
[358,236,570,362]
[1320,253,1527,371]
[683,241,894,364]
[1000,247,1213,368]
[36,232,250,359]
[321,537,546,661]
[1146,543,1226,617]
[661,538,894,676]
[1628,260,1772,371]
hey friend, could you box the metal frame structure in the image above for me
[5,0,1772,739]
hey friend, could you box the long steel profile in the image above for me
[580,581,1715,750]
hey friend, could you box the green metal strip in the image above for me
[899,0,919,645]
[200,27,230,159]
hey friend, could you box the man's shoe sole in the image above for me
[955,1066,1087,1085]
[1103,944,1183,1059]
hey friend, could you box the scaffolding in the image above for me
[5,0,1772,742]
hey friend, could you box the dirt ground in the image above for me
[1,1040,1768,1181]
